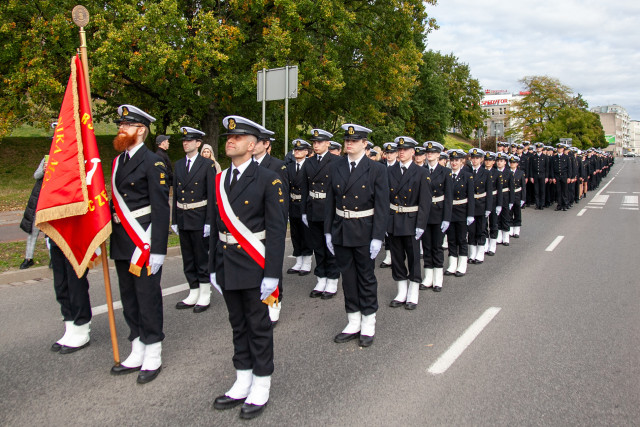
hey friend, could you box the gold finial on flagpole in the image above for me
[72,5,92,109]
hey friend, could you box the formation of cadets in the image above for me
[47,105,614,420]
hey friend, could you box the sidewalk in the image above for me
[0,210,24,243]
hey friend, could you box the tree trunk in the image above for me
[201,102,221,160]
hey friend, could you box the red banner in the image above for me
[35,55,112,277]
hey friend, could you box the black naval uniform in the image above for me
[552,152,571,210]
[465,166,493,248]
[50,239,91,327]
[387,162,431,283]
[528,152,549,209]
[155,146,173,185]
[422,163,453,270]
[447,169,474,260]
[325,156,389,317]
[485,165,503,241]
[173,154,216,295]
[208,161,286,377]
[287,158,312,262]
[497,168,515,233]
[301,152,341,282]
[110,144,170,345]
[511,167,526,228]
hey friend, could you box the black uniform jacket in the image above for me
[258,153,289,218]
[208,161,286,289]
[324,156,389,246]
[301,152,340,222]
[387,162,431,236]
[485,166,503,209]
[450,169,475,222]
[287,159,306,219]
[512,168,526,204]
[464,165,494,216]
[426,164,453,224]
[172,155,215,230]
[498,168,515,207]
[528,153,549,178]
[552,153,571,178]
[110,145,170,260]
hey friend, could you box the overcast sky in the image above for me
[425,0,640,119]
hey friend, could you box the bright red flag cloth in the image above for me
[36,55,111,277]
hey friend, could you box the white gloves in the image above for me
[496,206,502,215]
[509,203,513,210]
[112,213,121,224]
[440,221,450,233]
[415,228,424,240]
[370,239,382,259]
[149,253,165,275]
[325,233,334,255]
[466,216,475,226]
[210,273,222,295]
[203,224,210,238]
[45,237,51,250]
[302,214,309,227]
[520,200,525,207]
[260,277,279,300]
[485,210,490,217]
[171,224,178,235]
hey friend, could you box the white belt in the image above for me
[491,190,498,195]
[452,199,468,205]
[514,188,522,193]
[474,192,486,199]
[130,206,151,218]
[219,230,265,244]
[177,200,208,210]
[502,188,510,193]
[390,204,419,213]
[290,194,302,200]
[432,195,445,203]
[336,208,374,219]
[309,191,326,199]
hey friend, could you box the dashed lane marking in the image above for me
[577,209,587,216]
[545,236,565,252]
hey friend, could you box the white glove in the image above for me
[302,214,309,227]
[203,224,210,238]
[440,221,450,233]
[509,203,513,210]
[149,253,165,275]
[520,200,525,207]
[171,224,179,235]
[45,237,51,250]
[370,239,382,259]
[112,212,121,224]
[260,277,279,300]
[485,210,490,217]
[210,273,222,295]
[496,206,502,215]
[325,233,334,255]
[415,228,424,240]
[466,216,475,226]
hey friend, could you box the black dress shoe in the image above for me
[487,251,495,256]
[59,341,90,354]
[474,260,483,264]
[454,272,465,277]
[286,267,300,274]
[309,290,323,298]
[514,234,519,238]
[562,207,567,211]
[503,242,509,246]
[555,206,562,211]
[389,300,405,308]
[404,302,417,310]
[19,259,34,270]
[298,270,311,276]
[320,292,335,300]
[334,332,359,343]
[379,262,391,268]
[50,342,62,352]
[443,270,453,276]
[468,258,475,264]
[213,395,246,410]
[419,284,431,290]
[175,301,195,309]
[137,366,162,384]
[193,304,210,313]
[239,402,267,419]
[358,335,374,347]
[110,363,142,375]
[432,286,442,292]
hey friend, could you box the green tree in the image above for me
[538,107,607,149]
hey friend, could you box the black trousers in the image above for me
[179,229,209,289]
[421,223,445,268]
[511,203,522,226]
[556,178,569,208]
[487,208,499,239]
[310,221,339,279]
[51,245,91,326]
[568,181,575,204]
[289,216,312,257]
[115,261,164,344]
[468,215,487,245]
[222,287,274,376]
[446,221,468,257]
[498,203,512,231]
[526,181,535,204]
[390,234,422,282]
[335,245,378,316]
[533,177,546,208]
[546,182,554,205]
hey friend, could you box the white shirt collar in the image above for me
[126,141,145,159]
[387,160,397,167]
[296,158,306,167]
[400,160,413,169]
[347,152,366,168]
[254,153,267,164]
[186,152,199,162]
[230,157,253,179]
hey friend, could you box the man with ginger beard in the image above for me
[109,105,169,384]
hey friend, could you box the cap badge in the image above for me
[228,118,236,130]
[399,138,405,145]
[348,126,354,135]
[183,128,188,135]
[122,107,129,116]
[296,141,301,147]
[428,142,432,148]
[314,130,319,137]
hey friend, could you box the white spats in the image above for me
[300,255,312,273]
[181,288,200,305]
[245,375,271,406]
[393,280,408,303]
[64,322,91,348]
[406,282,420,305]
[360,313,376,337]
[290,256,303,271]
[141,342,162,371]
[476,245,485,262]
[502,230,510,244]
[489,239,497,254]
[433,268,443,289]
[268,301,281,322]
[446,256,458,275]
[342,311,362,334]
[312,277,327,293]
[226,369,253,400]
[469,245,478,262]
[496,232,503,244]
[122,337,145,368]
[57,320,73,346]
[456,256,468,275]
[195,282,211,307]
[324,278,339,294]
[382,250,392,265]
[422,268,434,287]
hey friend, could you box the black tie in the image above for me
[430,167,434,174]
[473,169,477,176]
[186,158,191,173]
[229,168,239,191]
[296,163,300,173]
[123,152,130,165]
[401,166,407,175]
[350,161,356,173]
[317,155,322,164]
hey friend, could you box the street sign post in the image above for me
[559,137,573,146]
[257,66,298,155]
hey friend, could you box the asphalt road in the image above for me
[1,159,638,426]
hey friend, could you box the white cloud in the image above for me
[426,0,640,119]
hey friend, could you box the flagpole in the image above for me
[73,5,120,365]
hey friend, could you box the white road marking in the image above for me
[428,307,501,375]
[595,177,614,197]
[589,195,609,205]
[620,207,639,211]
[607,191,627,194]
[586,206,603,209]
[92,283,189,316]
[545,236,565,252]
[577,209,587,216]
[622,195,638,206]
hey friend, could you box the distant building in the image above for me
[590,104,630,156]
[478,90,527,141]
[629,120,640,155]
